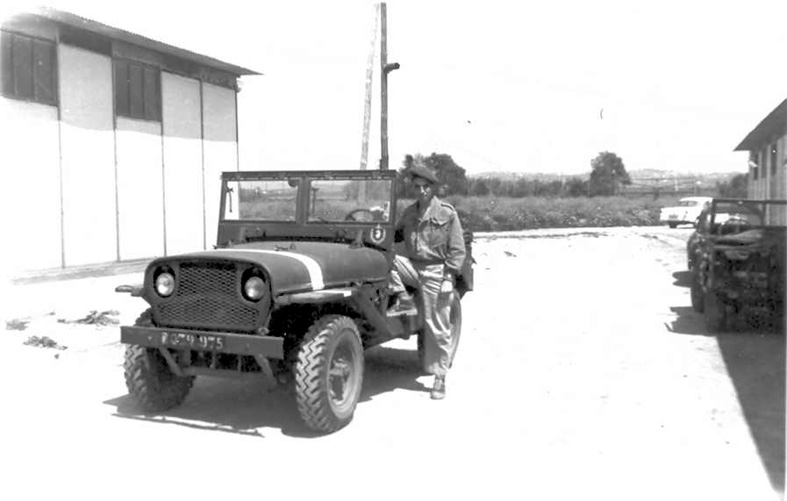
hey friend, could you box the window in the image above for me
[1,30,57,105]
[113,59,160,121]
[750,151,759,180]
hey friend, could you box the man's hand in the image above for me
[440,278,454,295]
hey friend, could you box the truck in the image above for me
[689,198,786,332]
[116,169,473,432]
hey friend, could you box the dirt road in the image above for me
[1,226,783,501]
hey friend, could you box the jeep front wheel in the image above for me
[704,292,727,333]
[123,309,194,412]
[690,272,704,313]
[295,315,364,433]
[124,346,195,412]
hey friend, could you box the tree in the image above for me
[565,177,588,197]
[588,151,630,196]
[468,178,490,197]
[716,173,748,198]
[398,153,469,197]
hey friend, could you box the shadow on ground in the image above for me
[671,270,693,288]
[668,287,785,493]
[104,342,427,438]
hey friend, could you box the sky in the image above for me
[5,0,787,176]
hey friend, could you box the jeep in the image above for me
[116,169,473,432]
[690,198,786,332]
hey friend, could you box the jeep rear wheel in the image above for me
[295,315,364,433]
[123,310,194,412]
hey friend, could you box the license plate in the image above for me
[160,330,226,350]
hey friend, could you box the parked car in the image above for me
[115,169,474,433]
[660,196,712,228]
[688,198,786,332]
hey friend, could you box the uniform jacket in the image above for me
[396,196,466,277]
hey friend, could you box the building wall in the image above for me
[58,44,117,267]
[2,21,242,274]
[161,72,205,254]
[116,117,164,260]
[748,133,786,203]
[202,82,238,248]
[770,135,786,224]
[0,98,61,271]
[771,136,786,200]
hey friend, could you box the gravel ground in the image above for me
[0,225,783,501]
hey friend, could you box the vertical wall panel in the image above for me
[58,45,116,266]
[202,82,238,248]
[0,98,61,273]
[116,117,164,260]
[774,136,785,200]
[161,72,203,254]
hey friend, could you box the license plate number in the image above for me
[161,331,225,350]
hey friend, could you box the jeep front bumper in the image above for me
[120,326,284,359]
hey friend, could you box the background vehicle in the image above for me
[688,198,786,332]
[660,196,712,228]
[116,169,473,433]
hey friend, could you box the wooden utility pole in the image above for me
[379,2,399,170]
[359,4,379,171]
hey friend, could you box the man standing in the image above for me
[390,165,466,400]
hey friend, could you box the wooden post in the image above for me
[379,3,399,170]
[380,3,389,170]
[359,4,379,171]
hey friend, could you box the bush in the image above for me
[447,195,662,232]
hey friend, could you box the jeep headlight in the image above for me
[244,276,266,301]
[155,272,175,297]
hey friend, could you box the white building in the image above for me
[735,98,786,203]
[0,8,259,275]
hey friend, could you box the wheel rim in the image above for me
[328,332,361,415]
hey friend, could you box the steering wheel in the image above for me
[344,208,379,222]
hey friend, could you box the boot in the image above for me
[388,292,416,315]
[430,375,446,400]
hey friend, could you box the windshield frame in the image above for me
[219,170,398,226]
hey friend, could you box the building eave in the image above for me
[734,98,787,151]
[29,7,261,77]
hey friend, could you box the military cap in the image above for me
[407,165,439,184]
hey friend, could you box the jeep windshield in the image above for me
[709,199,787,234]
[220,172,395,224]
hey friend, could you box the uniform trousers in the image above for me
[390,254,453,377]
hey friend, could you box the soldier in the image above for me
[390,165,466,400]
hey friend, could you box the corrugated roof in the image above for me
[32,7,261,76]
[734,98,787,151]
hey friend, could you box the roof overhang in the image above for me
[734,98,787,151]
[28,7,261,77]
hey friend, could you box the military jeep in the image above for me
[690,198,786,332]
[117,169,473,432]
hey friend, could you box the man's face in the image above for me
[413,177,435,204]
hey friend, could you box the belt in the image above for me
[410,258,444,266]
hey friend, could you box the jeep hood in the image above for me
[158,241,389,296]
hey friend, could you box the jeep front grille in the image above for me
[154,261,261,332]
